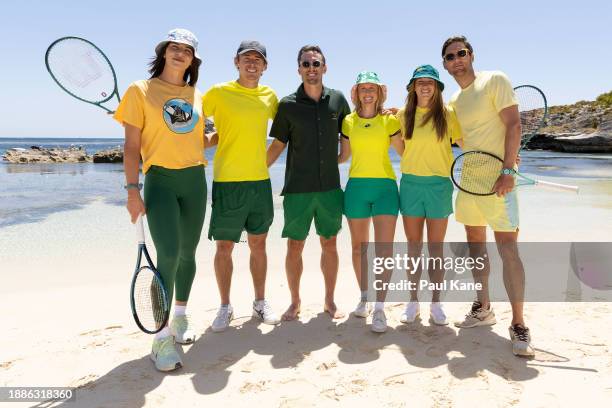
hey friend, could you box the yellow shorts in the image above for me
[455,190,519,232]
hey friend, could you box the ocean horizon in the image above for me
[1,137,612,229]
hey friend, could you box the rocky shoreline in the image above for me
[2,145,124,164]
[3,96,611,163]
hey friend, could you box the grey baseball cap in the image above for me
[236,40,267,62]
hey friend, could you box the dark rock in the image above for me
[93,146,123,163]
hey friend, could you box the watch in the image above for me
[124,183,143,191]
[500,168,515,175]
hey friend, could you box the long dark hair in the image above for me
[148,42,201,86]
[403,82,447,141]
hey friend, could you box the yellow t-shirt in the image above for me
[448,71,517,158]
[202,81,278,182]
[113,78,206,174]
[341,112,401,179]
[398,106,462,177]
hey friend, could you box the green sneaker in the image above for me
[170,315,196,344]
[151,336,183,372]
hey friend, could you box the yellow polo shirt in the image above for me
[341,112,401,179]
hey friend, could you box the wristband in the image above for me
[500,168,515,175]
[124,183,143,191]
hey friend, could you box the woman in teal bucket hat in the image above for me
[396,64,463,326]
[338,71,404,333]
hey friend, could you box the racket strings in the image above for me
[134,267,168,331]
[59,50,103,88]
[515,87,547,144]
[454,153,503,195]
[46,38,116,103]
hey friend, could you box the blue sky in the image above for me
[1,0,611,138]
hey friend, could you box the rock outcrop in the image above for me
[93,146,123,163]
[2,146,92,163]
[524,98,612,153]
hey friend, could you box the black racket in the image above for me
[45,36,120,113]
[514,85,548,150]
[451,151,579,196]
[130,215,169,334]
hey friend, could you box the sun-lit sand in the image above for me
[1,178,611,407]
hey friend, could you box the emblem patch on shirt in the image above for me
[162,98,199,134]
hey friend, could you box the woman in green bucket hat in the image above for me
[396,64,463,326]
[338,71,404,333]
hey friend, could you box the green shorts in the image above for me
[208,179,273,242]
[282,188,343,240]
[344,178,399,219]
[400,174,453,219]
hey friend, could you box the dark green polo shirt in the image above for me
[270,84,351,195]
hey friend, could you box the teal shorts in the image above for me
[400,174,453,219]
[344,178,399,219]
[282,189,343,240]
[208,179,274,242]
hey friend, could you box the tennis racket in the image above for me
[451,150,579,196]
[514,85,548,150]
[130,215,170,334]
[45,36,120,113]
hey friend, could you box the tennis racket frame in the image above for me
[45,36,120,113]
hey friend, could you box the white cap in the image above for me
[155,28,201,60]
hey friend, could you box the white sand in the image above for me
[1,180,612,407]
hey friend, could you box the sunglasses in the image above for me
[300,60,322,68]
[443,48,470,62]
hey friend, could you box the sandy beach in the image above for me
[1,179,612,407]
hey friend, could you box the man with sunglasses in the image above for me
[442,35,534,357]
[267,45,350,321]
[202,40,280,332]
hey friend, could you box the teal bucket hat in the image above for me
[355,70,383,85]
[351,71,388,105]
[407,64,444,91]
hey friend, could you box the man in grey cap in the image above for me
[202,40,280,332]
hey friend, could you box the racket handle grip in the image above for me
[136,214,145,243]
[535,180,579,193]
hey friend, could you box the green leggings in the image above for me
[144,165,207,303]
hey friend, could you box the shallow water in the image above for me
[1,138,611,228]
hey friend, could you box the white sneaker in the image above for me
[170,314,197,344]
[509,324,535,357]
[429,303,448,326]
[454,301,496,328]
[371,309,387,333]
[211,304,233,332]
[150,336,182,372]
[252,299,280,325]
[400,301,420,323]
[353,301,372,318]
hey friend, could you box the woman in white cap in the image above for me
[114,28,209,371]
[396,65,462,326]
[339,71,404,333]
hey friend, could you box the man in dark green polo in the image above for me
[267,45,350,321]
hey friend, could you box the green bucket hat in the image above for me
[355,71,383,85]
[407,64,444,91]
[351,71,387,106]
